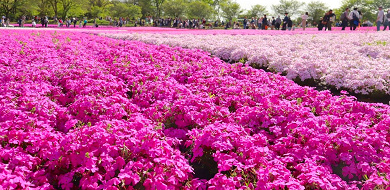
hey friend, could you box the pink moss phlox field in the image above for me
[1,29,390,189]
[104,32,390,95]
[121,26,380,35]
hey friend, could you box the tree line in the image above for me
[0,0,388,24]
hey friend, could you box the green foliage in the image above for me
[59,0,83,19]
[86,0,113,18]
[110,1,142,19]
[152,0,165,18]
[161,0,186,18]
[220,0,242,21]
[16,0,39,17]
[305,1,328,25]
[363,40,387,46]
[271,0,305,17]
[36,0,54,16]
[365,0,390,11]
[200,0,215,6]
[0,0,26,19]
[187,1,214,19]
[138,0,155,18]
[245,4,268,18]
[335,0,376,23]
[88,6,106,18]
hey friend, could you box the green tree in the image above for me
[161,0,186,18]
[86,0,113,18]
[271,0,305,17]
[47,0,59,17]
[187,1,214,19]
[17,0,39,17]
[89,6,105,18]
[365,0,390,11]
[36,0,53,16]
[138,0,154,18]
[246,4,268,18]
[306,1,328,25]
[220,0,242,21]
[59,0,83,18]
[210,0,224,17]
[66,0,88,18]
[200,0,214,6]
[110,1,142,19]
[152,0,165,18]
[0,0,24,19]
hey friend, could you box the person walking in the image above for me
[341,8,350,30]
[257,17,262,29]
[44,16,48,27]
[73,18,77,27]
[384,10,390,30]
[376,6,385,31]
[224,20,231,29]
[282,13,289,30]
[243,17,247,29]
[32,19,36,27]
[21,16,25,27]
[83,18,87,27]
[59,18,63,27]
[323,10,336,31]
[262,15,268,30]
[384,15,389,30]
[349,8,360,30]
[275,16,281,30]
[287,18,293,30]
[271,17,276,30]
[301,12,308,30]
[250,17,255,29]
[318,17,324,30]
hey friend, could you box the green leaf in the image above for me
[297,98,302,105]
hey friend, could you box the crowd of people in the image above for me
[169,6,390,32]
[0,15,135,28]
[236,13,297,31]
[319,6,390,31]
[154,11,326,31]
[153,18,219,29]
[1,6,389,31]
[0,16,10,27]
[351,6,389,31]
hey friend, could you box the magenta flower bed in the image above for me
[1,29,390,189]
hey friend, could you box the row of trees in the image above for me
[0,0,142,20]
[0,0,388,24]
